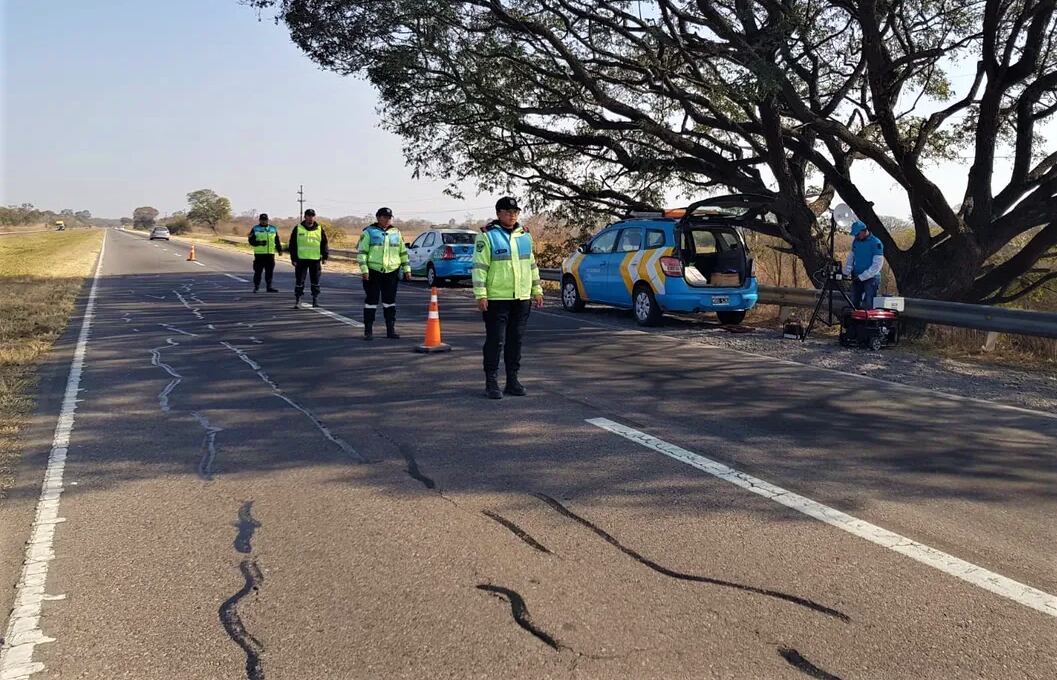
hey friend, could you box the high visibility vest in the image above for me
[356,225,410,274]
[252,225,278,255]
[295,224,322,260]
[472,225,542,300]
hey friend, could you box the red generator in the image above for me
[839,308,900,350]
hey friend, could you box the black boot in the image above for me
[311,295,319,308]
[363,308,376,340]
[266,286,279,293]
[384,306,399,339]
[253,286,259,293]
[504,373,527,396]
[293,295,302,309]
[485,372,503,400]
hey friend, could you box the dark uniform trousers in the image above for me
[482,299,532,376]
[252,254,276,288]
[362,269,401,327]
[294,260,322,298]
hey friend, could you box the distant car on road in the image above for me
[149,226,171,241]
[408,228,478,286]
[561,195,766,326]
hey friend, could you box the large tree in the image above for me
[132,206,159,230]
[187,189,233,233]
[249,0,1057,303]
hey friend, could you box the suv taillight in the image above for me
[660,257,684,277]
[442,246,455,260]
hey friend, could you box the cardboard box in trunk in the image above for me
[709,272,740,287]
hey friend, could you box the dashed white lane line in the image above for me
[192,261,205,267]
[311,306,364,328]
[586,416,1057,619]
[0,231,108,679]
[224,274,249,283]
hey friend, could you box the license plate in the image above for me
[712,295,730,305]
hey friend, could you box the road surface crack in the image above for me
[191,412,223,481]
[476,584,563,651]
[220,503,265,680]
[481,510,553,555]
[218,342,364,462]
[778,647,844,679]
[149,338,182,412]
[234,501,261,554]
[532,493,849,622]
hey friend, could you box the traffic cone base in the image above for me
[416,286,452,353]
[187,243,197,261]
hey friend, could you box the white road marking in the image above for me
[192,261,205,267]
[0,231,107,679]
[587,417,1057,619]
[224,274,249,283]
[310,306,364,328]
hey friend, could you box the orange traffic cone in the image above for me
[415,287,452,353]
[187,243,197,261]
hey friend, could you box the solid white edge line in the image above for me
[586,416,1057,619]
[224,274,248,283]
[0,231,108,679]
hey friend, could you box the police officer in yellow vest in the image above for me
[356,207,411,340]
[247,213,282,293]
[473,197,544,399]
[288,208,328,309]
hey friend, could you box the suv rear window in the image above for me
[442,233,475,244]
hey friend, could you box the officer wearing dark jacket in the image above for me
[247,213,282,292]
[288,208,329,308]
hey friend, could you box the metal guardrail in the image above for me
[539,268,1057,339]
[215,235,357,259]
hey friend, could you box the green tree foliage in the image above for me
[249,0,1057,303]
[133,206,160,230]
[186,189,232,233]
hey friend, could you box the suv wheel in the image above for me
[561,276,585,312]
[633,284,662,326]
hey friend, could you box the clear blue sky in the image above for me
[1,0,491,221]
[1,1,1050,223]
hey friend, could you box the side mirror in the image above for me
[577,244,588,254]
[405,242,412,248]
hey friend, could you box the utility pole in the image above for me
[297,185,305,219]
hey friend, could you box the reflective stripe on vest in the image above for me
[252,225,277,255]
[296,225,322,260]
[484,229,534,261]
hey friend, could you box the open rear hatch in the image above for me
[674,194,772,288]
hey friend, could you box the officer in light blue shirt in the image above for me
[843,220,884,309]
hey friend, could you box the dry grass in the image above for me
[0,230,104,497]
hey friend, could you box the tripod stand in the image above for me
[802,215,854,341]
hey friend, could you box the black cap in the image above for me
[495,196,520,212]
[303,208,316,217]
[376,207,393,218]
[258,213,269,220]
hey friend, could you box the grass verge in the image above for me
[0,230,104,497]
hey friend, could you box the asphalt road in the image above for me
[1,228,1055,679]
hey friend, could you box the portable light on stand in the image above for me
[802,204,857,341]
